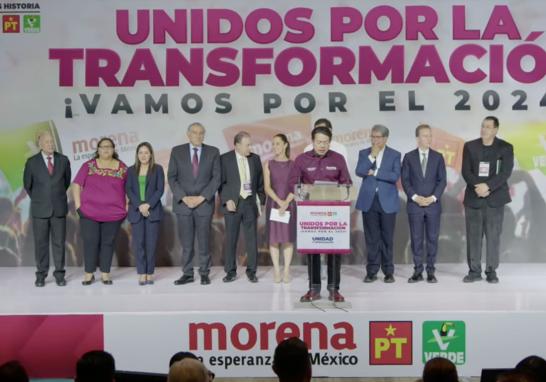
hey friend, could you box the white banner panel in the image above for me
[104,311,546,377]
[297,201,351,254]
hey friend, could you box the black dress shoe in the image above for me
[384,274,395,283]
[247,274,258,283]
[200,275,211,285]
[486,274,499,283]
[55,278,67,286]
[463,274,482,283]
[408,273,424,283]
[35,278,45,287]
[174,275,194,285]
[101,278,113,285]
[427,274,438,283]
[82,275,95,286]
[222,274,236,283]
[363,274,377,283]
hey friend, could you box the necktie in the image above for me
[239,157,249,199]
[421,153,427,177]
[192,148,199,178]
[371,160,377,171]
[47,156,54,175]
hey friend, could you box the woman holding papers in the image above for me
[264,134,295,283]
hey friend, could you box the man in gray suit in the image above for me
[168,122,221,285]
[220,131,265,283]
[23,131,71,287]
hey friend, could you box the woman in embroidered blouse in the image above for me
[73,137,128,285]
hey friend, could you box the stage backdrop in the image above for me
[0,6,546,260]
[0,1,545,269]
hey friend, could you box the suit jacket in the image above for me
[401,148,447,214]
[126,164,165,223]
[355,146,401,214]
[462,137,513,208]
[167,143,221,216]
[23,151,71,218]
[219,151,266,215]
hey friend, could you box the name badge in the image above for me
[243,182,252,194]
[326,166,337,170]
[479,162,490,177]
[307,167,316,171]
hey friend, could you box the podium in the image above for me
[294,183,353,309]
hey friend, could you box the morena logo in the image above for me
[189,321,357,351]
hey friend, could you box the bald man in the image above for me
[168,358,209,382]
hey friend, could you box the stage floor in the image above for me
[2,263,546,314]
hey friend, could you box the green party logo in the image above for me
[505,122,546,175]
[422,321,465,365]
[23,15,40,33]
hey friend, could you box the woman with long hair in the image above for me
[264,134,295,283]
[126,142,165,285]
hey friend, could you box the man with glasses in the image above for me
[355,125,401,283]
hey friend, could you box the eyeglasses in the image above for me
[98,145,114,149]
[370,135,385,139]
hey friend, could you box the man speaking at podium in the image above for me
[288,124,352,303]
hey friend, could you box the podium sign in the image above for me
[296,200,351,254]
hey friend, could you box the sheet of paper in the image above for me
[270,208,290,224]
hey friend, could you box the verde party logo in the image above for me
[422,321,465,365]
[23,15,40,33]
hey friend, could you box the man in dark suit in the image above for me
[355,125,401,283]
[462,116,513,283]
[401,124,447,283]
[219,131,265,283]
[23,131,71,287]
[168,123,221,285]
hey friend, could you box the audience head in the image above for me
[272,337,311,382]
[0,361,29,382]
[75,350,115,382]
[422,357,458,382]
[515,355,546,382]
[496,370,535,382]
[168,358,209,382]
[169,351,199,367]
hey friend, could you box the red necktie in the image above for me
[192,148,199,178]
[47,156,54,175]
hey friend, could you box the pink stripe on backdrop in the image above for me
[297,201,351,206]
[298,249,351,254]
[0,315,103,378]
